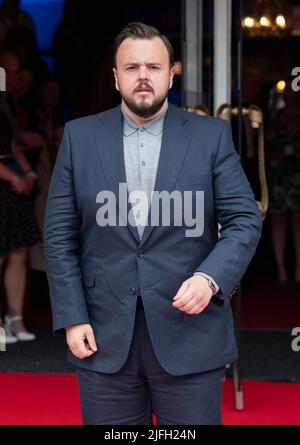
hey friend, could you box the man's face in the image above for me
[113,37,175,118]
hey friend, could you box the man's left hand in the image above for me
[172,275,214,315]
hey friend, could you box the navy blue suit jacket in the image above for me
[44,103,262,375]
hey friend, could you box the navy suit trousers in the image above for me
[75,297,226,425]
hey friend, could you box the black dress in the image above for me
[0,107,41,256]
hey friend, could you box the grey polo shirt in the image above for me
[121,105,220,296]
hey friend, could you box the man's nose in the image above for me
[137,65,149,81]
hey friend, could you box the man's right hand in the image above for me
[65,323,98,359]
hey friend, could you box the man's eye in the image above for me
[149,65,160,70]
[126,66,136,71]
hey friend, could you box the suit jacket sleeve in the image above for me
[194,119,262,304]
[44,122,90,334]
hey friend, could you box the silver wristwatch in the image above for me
[207,278,217,296]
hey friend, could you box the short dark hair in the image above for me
[113,22,174,68]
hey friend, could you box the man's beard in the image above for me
[121,87,168,119]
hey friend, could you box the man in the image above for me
[44,22,262,425]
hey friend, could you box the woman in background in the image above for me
[266,82,300,286]
[0,50,39,344]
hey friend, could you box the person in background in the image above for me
[51,0,85,111]
[0,49,40,344]
[28,78,62,273]
[0,0,35,49]
[35,78,64,168]
[266,80,300,286]
[4,27,49,88]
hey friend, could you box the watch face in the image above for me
[208,280,216,294]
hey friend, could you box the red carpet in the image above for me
[222,379,300,424]
[0,373,82,425]
[0,373,299,425]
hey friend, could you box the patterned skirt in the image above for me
[0,161,41,256]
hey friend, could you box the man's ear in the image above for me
[113,67,119,91]
[169,66,175,90]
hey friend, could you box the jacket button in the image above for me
[130,287,136,295]
[138,252,144,258]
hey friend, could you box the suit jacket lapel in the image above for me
[139,105,191,248]
[93,105,141,244]
[93,104,191,248]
